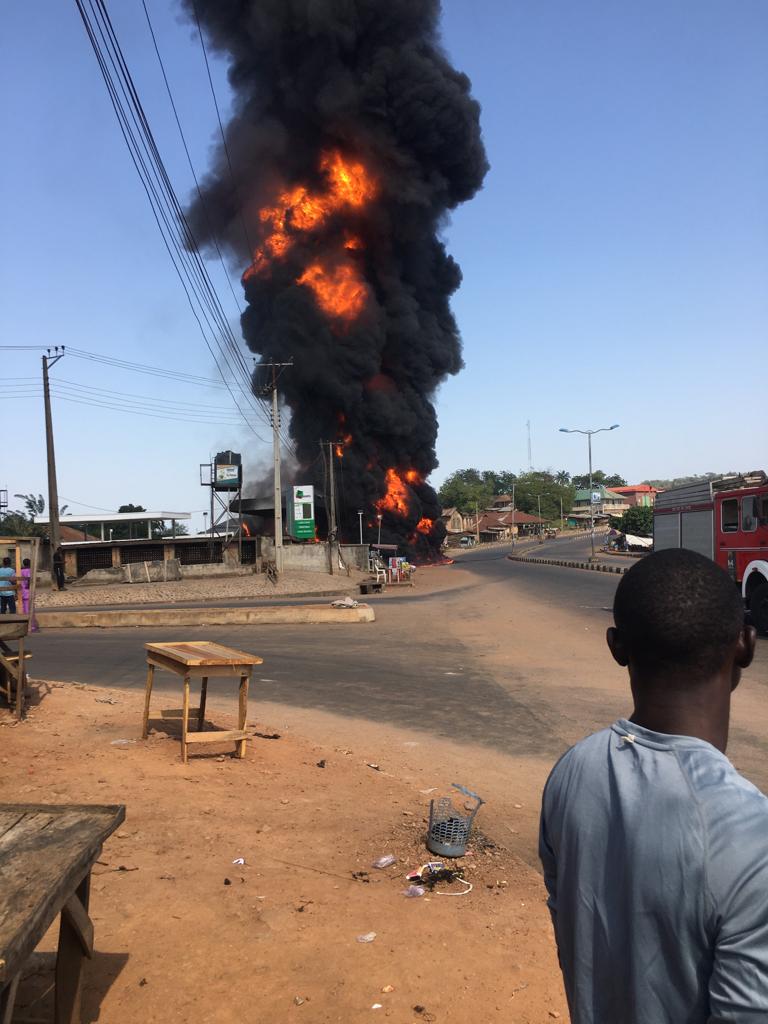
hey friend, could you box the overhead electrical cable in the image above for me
[74,0,268,442]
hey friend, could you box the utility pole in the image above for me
[328,442,338,575]
[357,510,364,545]
[43,346,65,587]
[255,360,292,575]
[474,501,480,546]
[537,494,542,539]
[511,481,516,549]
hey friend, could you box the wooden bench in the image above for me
[0,803,125,1024]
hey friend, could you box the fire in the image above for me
[415,517,433,534]
[376,468,411,517]
[297,261,368,321]
[242,149,378,324]
[334,432,353,458]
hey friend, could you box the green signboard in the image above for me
[290,485,315,540]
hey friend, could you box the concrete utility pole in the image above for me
[43,347,65,587]
[474,501,480,545]
[256,360,292,575]
[559,424,620,561]
[327,442,338,575]
[511,482,516,549]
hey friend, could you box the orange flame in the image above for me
[376,468,411,517]
[243,149,378,322]
[297,261,368,321]
[334,432,353,458]
[415,517,433,534]
[242,520,252,538]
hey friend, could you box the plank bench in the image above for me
[0,803,125,1024]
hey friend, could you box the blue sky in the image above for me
[2,1,766,530]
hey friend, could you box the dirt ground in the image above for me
[7,555,765,1023]
[35,569,366,609]
[1,683,566,1024]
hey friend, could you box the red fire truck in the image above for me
[653,471,768,635]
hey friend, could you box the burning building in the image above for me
[184,0,488,559]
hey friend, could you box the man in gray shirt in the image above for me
[540,548,761,1023]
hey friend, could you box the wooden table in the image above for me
[0,615,31,720]
[0,803,125,1024]
[141,641,263,763]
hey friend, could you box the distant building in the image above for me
[568,486,629,526]
[610,485,658,507]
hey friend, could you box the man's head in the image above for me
[607,548,755,689]
[2,558,11,568]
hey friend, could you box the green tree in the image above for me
[615,506,653,537]
[438,470,495,514]
[0,511,43,537]
[512,470,575,523]
[571,471,627,490]
[13,493,68,519]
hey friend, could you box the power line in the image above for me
[141,0,244,316]
[190,0,254,261]
[74,0,266,440]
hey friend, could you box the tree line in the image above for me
[437,468,627,522]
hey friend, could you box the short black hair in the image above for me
[613,548,744,674]
[2,557,11,567]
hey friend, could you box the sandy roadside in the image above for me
[1,682,566,1024]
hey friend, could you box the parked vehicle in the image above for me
[653,471,768,634]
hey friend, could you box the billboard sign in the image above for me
[214,464,241,490]
[292,485,315,539]
[591,490,602,505]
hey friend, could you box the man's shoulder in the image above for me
[545,727,615,785]
[678,744,768,832]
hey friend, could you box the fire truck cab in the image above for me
[653,471,768,635]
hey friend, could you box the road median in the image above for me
[507,553,627,575]
[37,602,375,629]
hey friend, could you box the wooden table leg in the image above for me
[198,676,208,731]
[15,637,24,720]
[181,673,190,763]
[237,673,249,759]
[55,870,92,1024]
[141,663,155,739]
[0,973,20,1024]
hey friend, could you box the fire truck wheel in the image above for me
[750,582,768,637]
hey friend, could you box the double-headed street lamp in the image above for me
[559,424,620,561]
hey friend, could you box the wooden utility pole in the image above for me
[43,347,65,587]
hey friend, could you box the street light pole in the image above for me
[357,510,364,545]
[559,424,620,561]
[511,481,516,549]
[377,514,382,546]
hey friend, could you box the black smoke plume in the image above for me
[183,0,488,559]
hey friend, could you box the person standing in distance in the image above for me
[540,548,761,1023]
[0,557,17,614]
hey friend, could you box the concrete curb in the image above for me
[507,554,627,575]
[37,603,376,629]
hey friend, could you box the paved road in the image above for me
[24,554,619,757]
